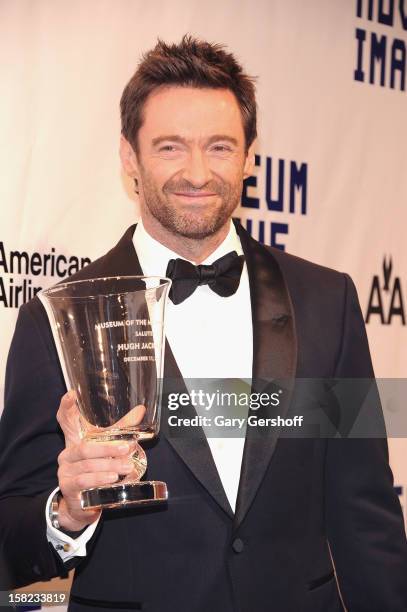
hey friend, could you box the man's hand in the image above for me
[55,391,137,533]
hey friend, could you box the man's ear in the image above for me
[119,135,139,179]
[243,142,256,180]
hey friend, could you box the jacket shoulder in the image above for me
[55,227,134,284]
[265,245,345,284]
[19,252,112,326]
[262,245,354,321]
[21,225,137,318]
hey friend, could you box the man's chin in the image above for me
[169,222,221,240]
[163,211,231,240]
[145,199,236,240]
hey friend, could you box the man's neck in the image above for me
[140,214,232,264]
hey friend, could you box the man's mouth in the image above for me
[171,191,217,198]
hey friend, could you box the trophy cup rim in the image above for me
[41,275,172,299]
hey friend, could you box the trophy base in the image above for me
[80,481,168,510]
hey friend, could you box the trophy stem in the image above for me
[115,439,147,484]
[130,439,148,480]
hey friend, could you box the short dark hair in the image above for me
[120,35,257,153]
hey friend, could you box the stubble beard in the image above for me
[139,171,243,240]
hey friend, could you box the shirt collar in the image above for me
[133,218,243,277]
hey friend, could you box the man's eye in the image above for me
[159,145,177,152]
[211,145,232,152]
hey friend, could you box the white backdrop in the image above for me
[1,0,406,599]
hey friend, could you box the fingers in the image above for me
[57,440,137,495]
[56,441,136,528]
[55,390,146,529]
[59,455,134,479]
[59,440,135,465]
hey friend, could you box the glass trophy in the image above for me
[41,276,171,510]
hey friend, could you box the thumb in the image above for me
[56,390,82,448]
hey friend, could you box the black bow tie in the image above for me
[165,251,244,305]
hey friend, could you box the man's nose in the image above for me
[181,149,212,187]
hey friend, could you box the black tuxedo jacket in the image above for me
[0,222,406,612]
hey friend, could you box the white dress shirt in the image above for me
[46,219,253,561]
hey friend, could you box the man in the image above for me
[0,36,406,612]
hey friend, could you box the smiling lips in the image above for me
[172,191,217,199]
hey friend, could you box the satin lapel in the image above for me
[233,221,298,528]
[98,225,233,518]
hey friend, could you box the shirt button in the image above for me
[232,538,244,553]
[63,543,71,552]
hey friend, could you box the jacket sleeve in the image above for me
[0,299,101,589]
[325,273,407,611]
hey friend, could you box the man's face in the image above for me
[121,86,254,240]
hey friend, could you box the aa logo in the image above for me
[365,257,405,325]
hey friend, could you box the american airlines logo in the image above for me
[365,256,405,325]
